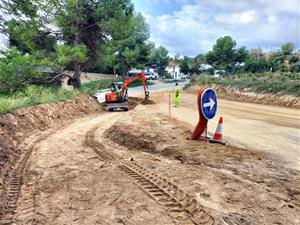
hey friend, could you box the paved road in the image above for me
[95,81,188,103]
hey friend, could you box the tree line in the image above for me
[0,0,298,93]
[179,36,300,75]
[0,0,170,92]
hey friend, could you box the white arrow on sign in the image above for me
[203,98,215,111]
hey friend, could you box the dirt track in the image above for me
[150,92,300,171]
[0,96,299,225]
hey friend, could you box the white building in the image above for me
[165,61,181,79]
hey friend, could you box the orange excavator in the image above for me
[105,71,149,111]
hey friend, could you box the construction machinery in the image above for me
[105,71,149,111]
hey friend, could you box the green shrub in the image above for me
[291,62,300,73]
[0,85,77,114]
[189,72,300,95]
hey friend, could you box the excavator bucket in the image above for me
[145,91,150,99]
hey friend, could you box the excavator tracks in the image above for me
[84,124,214,224]
[84,124,117,161]
[118,161,214,225]
[0,131,55,225]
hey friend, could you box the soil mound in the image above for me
[106,123,186,162]
[0,93,101,189]
[186,83,300,108]
[141,99,155,105]
[106,124,157,152]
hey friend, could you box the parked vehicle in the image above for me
[144,72,157,80]
[128,69,143,77]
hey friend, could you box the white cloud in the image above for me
[216,10,256,24]
[143,0,300,56]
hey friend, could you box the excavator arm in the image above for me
[105,71,150,104]
[122,71,149,99]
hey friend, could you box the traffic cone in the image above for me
[209,117,225,145]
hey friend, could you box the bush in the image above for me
[243,59,271,73]
[0,85,78,114]
[188,72,300,95]
[0,48,57,93]
[291,62,300,73]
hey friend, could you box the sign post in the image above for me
[187,88,217,140]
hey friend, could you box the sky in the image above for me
[132,0,300,56]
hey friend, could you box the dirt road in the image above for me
[1,98,298,225]
[151,92,300,170]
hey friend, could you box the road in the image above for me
[94,80,188,102]
[151,91,300,170]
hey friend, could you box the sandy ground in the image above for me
[149,92,300,171]
[5,98,299,225]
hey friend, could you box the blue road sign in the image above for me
[201,88,217,120]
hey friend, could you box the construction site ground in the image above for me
[1,92,300,225]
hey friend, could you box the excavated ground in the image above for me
[106,106,300,225]
[186,83,300,108]
[0,95,299,225]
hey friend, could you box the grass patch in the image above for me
[0,78,155,114]
[0,85,78,114]
[188,73,300,96]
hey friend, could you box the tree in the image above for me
[235,47,249,63]
[205,36,249,72]
[191,54,205,74]
[244,58,271,73]
[112,13,152,78]
[149,46,170,75]
[281,42,294,55]
[180,56,190,74]
[205,36,237,70]
[1,0,58,55]
[55,0,134,88]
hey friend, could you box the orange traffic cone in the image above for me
[209,117,225,145]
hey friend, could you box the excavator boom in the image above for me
[122,71,148,99]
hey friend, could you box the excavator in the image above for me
[105,71,149,111]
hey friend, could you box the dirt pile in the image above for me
[141,99,155,105]
[0,93,101,189]
[106,124,158,152]
[186,83,300,108]
[106,122,190,163]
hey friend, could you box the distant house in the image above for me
[165,61,180,79]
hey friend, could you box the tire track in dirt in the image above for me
[84,124,118,161]
[0,130,56,225]
[84,124,215,225]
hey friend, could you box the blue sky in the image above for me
[132,0,300,56]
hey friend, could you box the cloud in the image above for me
[215,10,256,24]
[141,0,300,56]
